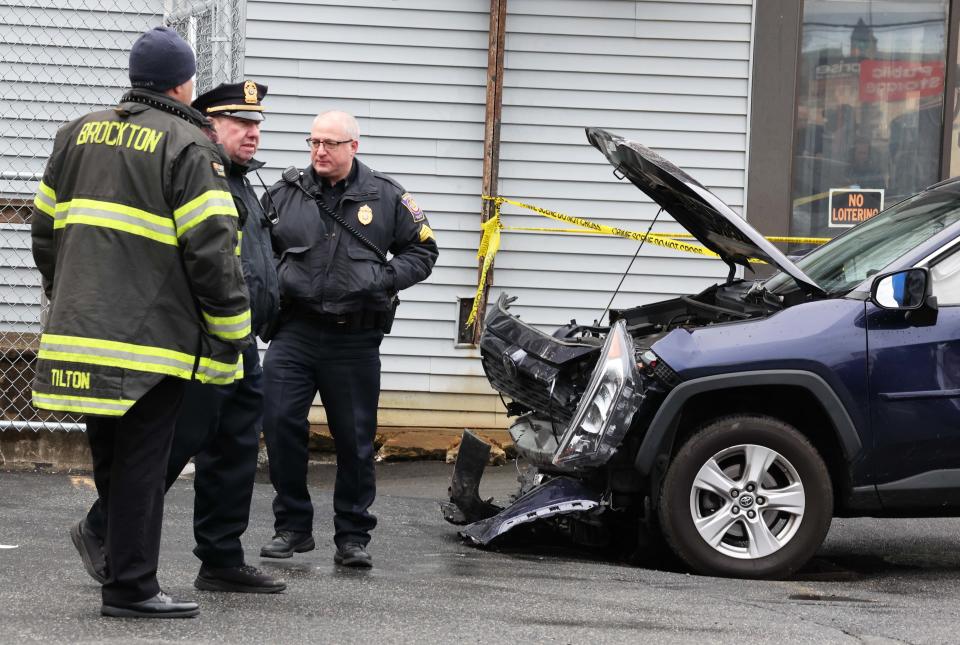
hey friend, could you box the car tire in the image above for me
[657,415,833,578]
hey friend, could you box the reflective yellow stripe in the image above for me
[197,355,243,384]
[34,181,56,217]
[38,180,56,200]
[38,349,194,379]
[40,333,196,378]
[236,230,243,256]
[38,334,241,385]
[202,309,252,341]
[53,198,178,246]
[203,310,251,326]
[174,190,237,236]
[32,391,134,416]
[41,334,196,365]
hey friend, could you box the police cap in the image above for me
[192,80,267,122]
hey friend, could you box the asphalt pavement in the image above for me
[2,462,960,644]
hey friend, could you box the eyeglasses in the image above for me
[305,137,354,150]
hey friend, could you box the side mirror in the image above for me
[871,268,930,310]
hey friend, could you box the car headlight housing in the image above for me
[552,319,641,467]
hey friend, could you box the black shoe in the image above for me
[334,543,372,568]
[70,519,108,584]
[259,531,315,559]
[195,563,287,593]
[101,591,199,618]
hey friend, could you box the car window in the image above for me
[765,184,960,295]
[931,248,960,306]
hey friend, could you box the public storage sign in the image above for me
[859,59,944,102]
[829,188,884,228]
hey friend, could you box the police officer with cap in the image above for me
[77,80,284,597]
[176,80,284,592]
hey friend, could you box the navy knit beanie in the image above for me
[129,26,196,91]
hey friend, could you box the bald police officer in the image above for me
[260,111,438,567]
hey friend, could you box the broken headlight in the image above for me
[552,320,641,468]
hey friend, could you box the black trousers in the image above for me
[85,376,185,605]
[262,317,382,548]
[88,344,263,569]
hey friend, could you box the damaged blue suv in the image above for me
[444,127,960,579]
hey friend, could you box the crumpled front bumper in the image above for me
[442,430,602,545]
[459,476,602,545]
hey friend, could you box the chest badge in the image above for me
[358,204,373,225]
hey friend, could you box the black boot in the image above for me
[101,591,199,618]
[259,531,315,559]
[195,563,287,593]
[70,520,108,584]
[334,543,372,568]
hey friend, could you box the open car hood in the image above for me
[586,127,823,295]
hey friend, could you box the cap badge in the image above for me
[243,80,258,104]
[358,204,373,225]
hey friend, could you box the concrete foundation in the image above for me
[0,425,514,472]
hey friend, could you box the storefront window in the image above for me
[950,15,960,179]
[791,0,949,243]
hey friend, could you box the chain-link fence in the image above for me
[0,0,246,431]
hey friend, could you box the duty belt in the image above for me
[295,308,388,331]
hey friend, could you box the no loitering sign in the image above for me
[829,188,884,228]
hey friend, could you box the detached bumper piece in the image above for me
[441,430,502,525]
[459,476,602,546]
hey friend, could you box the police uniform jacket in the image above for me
[266,159,438,318]
[230,157,280,340]
[31,88,251,417]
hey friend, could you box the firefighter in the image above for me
[78,81,285,595]
[32,26,250,618]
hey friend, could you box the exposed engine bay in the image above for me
[481,280,780,464]
[442,280,783,548]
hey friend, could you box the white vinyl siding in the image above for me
[493,0,753,328]
[0,3,162,198]
[0,2,163,333]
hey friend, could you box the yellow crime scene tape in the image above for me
[466,196,831,326]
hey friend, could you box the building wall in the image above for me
[0,0,756,429]
[491,0,753,326]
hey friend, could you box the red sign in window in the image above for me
[859,60,944,103]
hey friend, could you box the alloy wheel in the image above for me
[688,443,805,560]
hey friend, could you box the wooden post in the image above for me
[472,0,507,344]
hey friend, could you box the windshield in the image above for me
[765,184,960,295]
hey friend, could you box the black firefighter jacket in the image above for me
[230,158,279,340]
[31,89,251,417]
[265,159,439,317]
